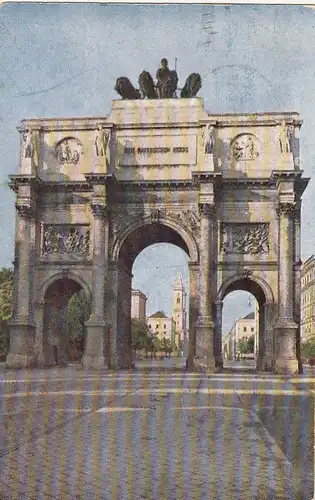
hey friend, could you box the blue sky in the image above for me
[0,3,314,332]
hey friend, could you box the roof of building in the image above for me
[148,311,169,319]
[301,255,315,274]
[243,312,255,320]
[131,289,147,299]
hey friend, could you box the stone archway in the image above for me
[216,274,276,371]
[38,276,91,367]
[5,97,309,375]
[109,218,199,369]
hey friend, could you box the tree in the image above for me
[237,335,255,357]
[301,338,315,358]
[247,335,255,354]
[131,319,151,354]
[67,290,91,348]
[0,267,13,358]
[0,267,13,322]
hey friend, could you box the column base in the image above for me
[256,356,275,372]
[83,321,108,370]
[274,319,299,375]
[6,353,37,369]
[6,321,36,369]
[274,358,299,375]
[215,356,223,371]
[82,355,107,370]
[195,316,216,372]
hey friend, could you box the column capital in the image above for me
[276,202,295,217]
[91,203,108,218]
[198,203,215,217]
[16,200,35,218]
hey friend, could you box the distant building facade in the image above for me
[301,256,315,342]
[131,289,147,322]
[172,273,187,347]
[223,306,259,361]
[147,311,176,344]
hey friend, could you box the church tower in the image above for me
[172,273,187,347]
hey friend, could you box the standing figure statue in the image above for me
[95,125,109,157]
[204,124,214,154]
[23,129,33,158]
[156,58,178,98]
[23,128,39,166]
[278,120,290,154]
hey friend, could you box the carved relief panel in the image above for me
[55,137,84,165]
[221,223,269,255]
[42,225,90,256]
[230,134,259,161]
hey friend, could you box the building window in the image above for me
[243,327,247,332]
[177,297,180,304]
[156,324,159,329]
[164,324,166,328]
[251,327,254,332]
[149,324,151,328]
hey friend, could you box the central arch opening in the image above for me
[117,222,193,371]
[222,291,258,370]
[220,277,268,372]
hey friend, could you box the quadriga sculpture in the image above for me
[138,71,157,99]
[114,77,141,100]
[156,58,178,98]
[180,73,202,98]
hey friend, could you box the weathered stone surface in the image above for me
[6,100,309,374]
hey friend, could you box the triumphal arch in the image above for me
[6,61,309,374]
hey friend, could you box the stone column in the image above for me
[108,262,119,369]
[6,204,36,368]
[187,262,199,369]
[82,203,108,369]
[214,300,223,369]
[294,202,302,373]
[274,202,299,374]
[195,203,216,371]
[257,301,275,372]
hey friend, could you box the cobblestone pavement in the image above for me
[0,359,314,499]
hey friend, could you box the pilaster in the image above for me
[195,200,216,371]
[6,191,37,369]
[82,179,109,370]
[274,200,298,374]
[214,300,223,370]
[187,262,199,369]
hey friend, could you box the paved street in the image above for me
[0,359,314,499]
